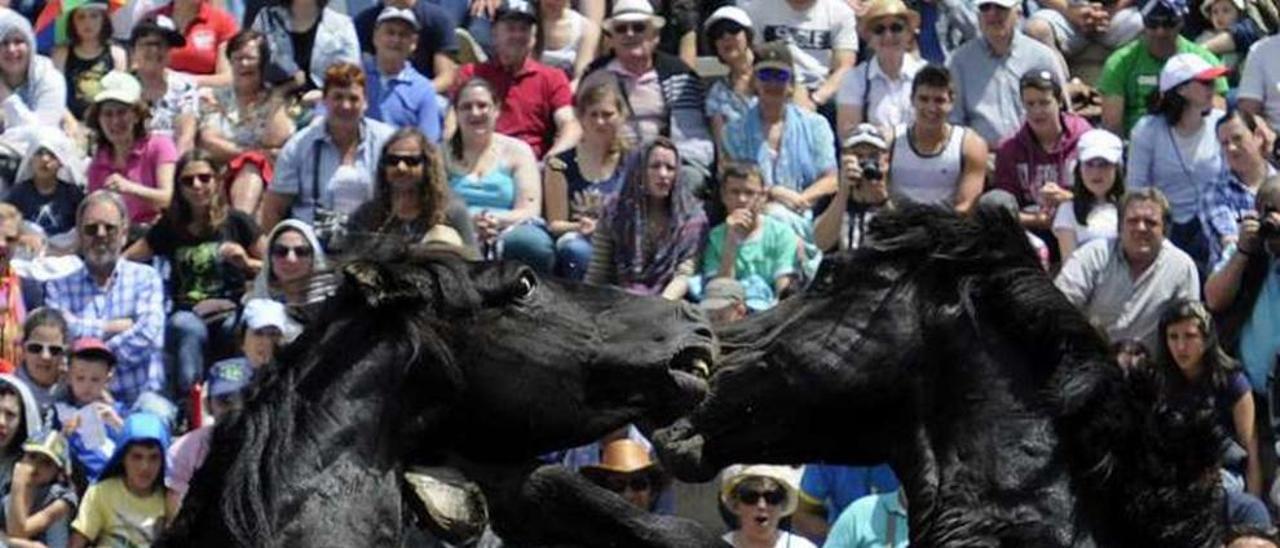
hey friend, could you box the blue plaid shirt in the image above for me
[1199,166,1276,267]
[45,259,165,405]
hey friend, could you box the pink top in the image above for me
[165,424,212,498]
[87,134,178,224]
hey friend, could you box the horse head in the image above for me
[655,205,1222,546]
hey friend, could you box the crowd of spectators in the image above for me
[0,0,1272,544]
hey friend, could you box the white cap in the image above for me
[1158,52,1228,93]
[1077,129,1124,164]
[606,0,666,29]
[842,123,888,150]
[703,6,752,32]
[975,0,1020,8]
[376,6,420,30]
[93,71,142,105]
[242,298,288,332]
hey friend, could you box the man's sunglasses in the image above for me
[612,21,649,36]
[382,154,426,168]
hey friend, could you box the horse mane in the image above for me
[165,248,486,547]
[823,205,1222,545]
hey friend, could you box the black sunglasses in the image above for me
[23,342,65,357]
[81,222,120,237]
[271,244,314,259]
[614,21,649,35]
[602,474,652,493]
[1143,16,1181,29]
[873,22,907,35]
[382,154,426,168]
[736,487,786,506]
[180,172,215,187]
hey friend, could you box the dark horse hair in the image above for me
[821,204,1224,546]
[166,249,480,545]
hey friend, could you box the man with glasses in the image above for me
[45,191,169,417]
[816,123,895,253]
[740,0,857,113]
[946,0,1068,148]
[455,3,579,160]
[1097,0,1227,137]
[581,0,713,197]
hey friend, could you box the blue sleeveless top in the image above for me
[450,164,519,214]
[553,149,627,219]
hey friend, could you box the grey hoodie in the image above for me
[0,9,67,128]
[0,372,44,488]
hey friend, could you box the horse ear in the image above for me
[342,261,436,309]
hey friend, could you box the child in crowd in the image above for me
[167,359,250,512]
[238,298,287,371]
[54,338,124,488]
[69,412,170,547]
[50,0,127,122]
[2,430,77,547]
[16,308,69,420]
[1196,0,1251,73]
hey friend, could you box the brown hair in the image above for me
[449,78,501,162]
[169,150,229,237]
[574,79,630,156]
[370,127,450,229]
[227,30,271,90]
[84,100,150,153]
[322,62,367,95]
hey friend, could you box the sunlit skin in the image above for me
[323,83,367,136]
[598,471,655,509]
[178,161,217,210]
[122,442,163,496]
[1120,200,1166,270]
[71,8,107,45]
[579,96,622,143]
[868,16,911,55]
[0,394,20,449]
[1165,318,1207,380]
[493,18,534,68]
[1177,79,1215,111]
[643,147,678,200]
[384,138,425,193]
[270,230,315,286]
[1080,159,1119,200]
[1143,16,1181,58]
[912,85,953,127]
[1217,117,1266,174]
[612,20,658,70]
[728,479,787,547]
[97,101,139,149]
[978,4,1017,46]
[1022,87,1062,136]
[22,325,66,389]
[67,358,111,406]
[31,147,61,182]
[77,199,126,281]
[229,38,263,88]
[457,85,497,138]
[130,34,169,75]
[242,326,282,369]
[712,25,751,67]
[0,31,28,82]
[1208,0,1241,30]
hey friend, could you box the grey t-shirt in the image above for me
[946,31,1067,147]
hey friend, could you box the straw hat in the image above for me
[580,439,661,476]
[858,0,921,40]
[719,464,801,517]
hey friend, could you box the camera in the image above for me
[1260,217,1280,239]
[858,158,883,181]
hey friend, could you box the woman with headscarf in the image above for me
[0,9,69,129]
[0,373,43,488]
[8,132,87,244]
[585,138,707,300]
[247,220,329,342]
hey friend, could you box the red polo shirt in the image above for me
[151,2,239,76]
[457,57,573,159]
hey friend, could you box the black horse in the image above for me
[161,249,722,547]
[656,205,1223,547]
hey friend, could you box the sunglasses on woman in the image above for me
[601,474,652,493]
[382,154,426,168]
[873,22,907,35]
[180,173,215,187]
[23,342,65,357]
[271,244,314,259]
[735,487,786,506]
[756,68,792,84]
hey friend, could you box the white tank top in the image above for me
[888,123,966,207]
[540,10,585,76]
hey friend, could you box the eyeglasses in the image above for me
[736,487,787,506]
[23,342,65,357]
[755,68,792,84]
[872,22,907,35]
[1143,16,1181,29]
[80,222,120,238]
[381,154,426,168]
[613,21,649,36]
[602,474,652,493]
[180,173,215,187]
[271,244,314,259]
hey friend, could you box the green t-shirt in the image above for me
[702,215,799,311]
[1097,36,1228,137]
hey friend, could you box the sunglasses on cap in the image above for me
[613,21,649,36]
[381,154,426,168]
[271,244,314,259]
[735,486,787,506]
[1144,15,1181,28]
[180,172,215,187]
[23,342,65,357]
[755,67,792,83]
[872,22,907,35]
[601,474,652,493]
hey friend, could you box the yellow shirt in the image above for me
[71,477,166,547]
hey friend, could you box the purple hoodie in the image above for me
[992,112,1093,208]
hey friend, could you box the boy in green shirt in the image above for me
[702,163,801,312]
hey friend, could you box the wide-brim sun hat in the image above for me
[719,464,801,517]
[605,0,666,30]
[858,0,921,40]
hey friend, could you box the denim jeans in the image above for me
[554,232,593,281]
[498,223,556,274]
[165,310,237,406]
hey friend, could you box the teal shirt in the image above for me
[1216,244,1280,391]
[823,490,909,548]
[702,215,799,312]
[449,166,518,215]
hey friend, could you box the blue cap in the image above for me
[207,358,253,398]
[1142,0,1188,18]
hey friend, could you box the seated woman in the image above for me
[199,30,295,217]
[445,78,554,273]
[85,71,177,231]
[348,127,474,251]
[247,220,330,343]
[702,163,802,312]
[703,7,757,152]
[69,412,171,548]
[720,465,816,548]
[835,0,924,137]
[1052,129,1125,259]
[721,41,836,246]
[51,0,127,122]
[586,138,707,300]
[536,0,601,86]
[7,134,87,247]
[0,11,68,129]
[544,80,630,280]
[129,16,198,155]
[250,0,360,105]
[125,150,264,419]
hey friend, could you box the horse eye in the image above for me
[516,272,536,298]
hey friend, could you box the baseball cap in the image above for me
[130,14,186,47]
[1077,129,1124,164]
[1141,0,1189,18]
[842,123,888,151]
[975,0,1020,9]
[22,430,69,476]
[207,358,253,399]
[72,337,116,368]
[93,71,141,106]
[701,278,746,311]
[495,1,537,25]
[703,6,752,33]
[1200,0,1244,17]
[1158,52,1228,92]
[376,6,420,30]
[242,298,288,332]
[753,41,793,72]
